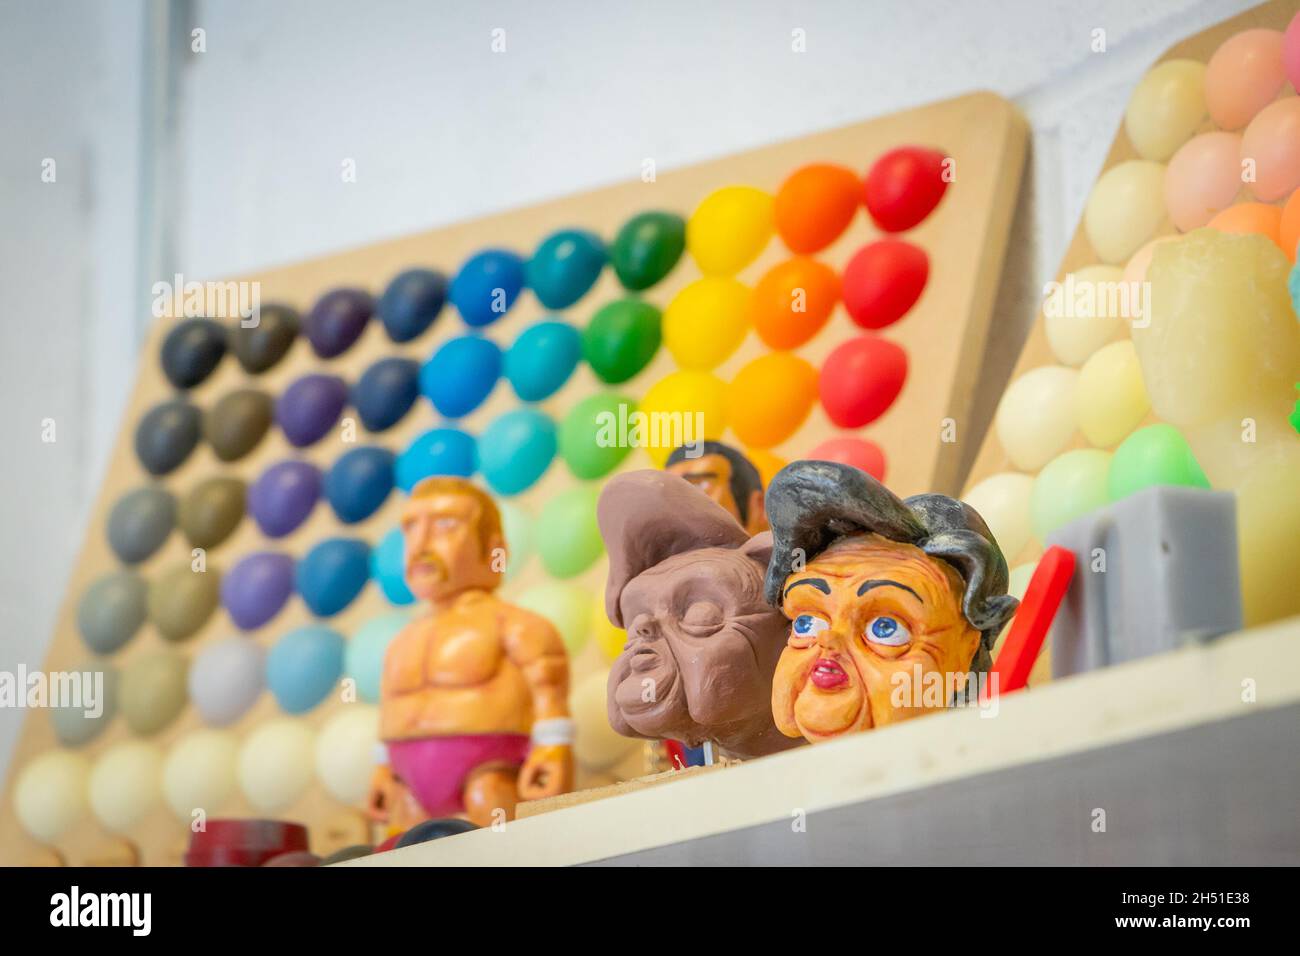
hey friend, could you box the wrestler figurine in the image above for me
[664,440,768,535]
[370,477,574,829]
[764,460,1018,743]
[600,470,800,759]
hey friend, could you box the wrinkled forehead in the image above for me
[790,533,957,603]
[401,491,481,525]
[621,546,759,610]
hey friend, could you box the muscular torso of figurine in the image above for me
[380,590,535,740]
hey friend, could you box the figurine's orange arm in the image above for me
[502,608,571,722]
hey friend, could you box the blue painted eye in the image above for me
[792,614,829,638]
[865,616,910,647]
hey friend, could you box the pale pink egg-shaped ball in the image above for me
[1241,97,1300,201]
[1205,28,1287,130]
[1164,132,1244,230]
[1284,12,1300,95]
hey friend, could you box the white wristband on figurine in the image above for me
[531,718,576,746]
[372,743,389,766]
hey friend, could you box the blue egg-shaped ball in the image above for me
[378,268,447,342]
[297,538,371,617]
[479,409,557,496]
[504,320,582,402]
[266,625,345,714]
[353,357,420,432]
[396,428,477,492]
[420,335,501,418]
[370,527,414,605]
[449,249,525,327]
[324,446,395,523]
[526,229,606,310]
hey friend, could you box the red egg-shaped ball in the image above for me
[841,239,929,329]
[819,336,908,428]
[863,146,950,232]
[806,437,887,482]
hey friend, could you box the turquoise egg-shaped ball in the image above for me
[504,320,582,402]
[345,612,410,704]
[266,625,345,714]
[479,409,557,496]
[370,527,414,605]
[297,538,370,617]
[420,335,501,418]
[526,229,606,310]
[395,428,476,492]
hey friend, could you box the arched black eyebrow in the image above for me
[783,578,830,597]
[857,579,923,602]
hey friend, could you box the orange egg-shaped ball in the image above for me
[726,352,819,448]
[1280,188,1300,262]
[1207,202,1285,252]
[1241,97,1300,202]
[1164,132,1243,231]
[749,257,840,350]
[1204,28,1287,131]
[774,163,861,254]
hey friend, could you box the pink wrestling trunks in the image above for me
[387,734,531,816]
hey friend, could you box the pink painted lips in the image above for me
[810,657,849,690]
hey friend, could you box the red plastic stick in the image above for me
[986,545,1076,698]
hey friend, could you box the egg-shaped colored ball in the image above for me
[514,582,590,656]
[449,249,525,327]
[1108,423,1210,501]
[535,485,604,579]
[238,719,316,813]
[370,527,415,605]
[572,670,638,771]
[478,409,557,495]
[162,729,238,821]
[346,611,411,704]
[687,185,774,275]
[304,288,373,359]
[559,392,636,479]
[267,625,345,715]
[106,485,176,565]
[1241,97,1300,202]
[1164,132,1244,231]
[275,374,349,448]
[89,741,163,832]
[1124,59,1207,161]
[147,561,221,643]
[817,336,908,430]
[1084,161,1168,264]
[419,334,501,418]
[1205,28,1287,131]
[638,370,728,466]
[962,472,1036,560]
[582,298,662,384]
[352,356,420,432]
[247,459,321,538]
[221,551,295,631]
[395,428,477,492]
[750,256,840,350]
[662,277,751,370]
[297,539,370,617]
[1209,202,1285,252]
[727,352,819,449]
[526,229,606,310]
[230,302,298,374]
[178,476,245,550]
[591,602,627,662]
[120,649,189,736]
[204,388,273,462]
[189,636,264,726]
[504,320,582,402]
[1075,340,1151,448]
[497,499,532,582]
[50,661,118,747]
[14,751,90,843]
[377,268,446,343]
[324,446,395,524]
[774,162,861,254]
[135,398,202,476]
[610,211,686,291]
[78,570,147,655]
[315,706,380,804]
[1030,449,1113,540]
[994,366,1079,471]
[160,317,227,389]
[1043,265,1128,366]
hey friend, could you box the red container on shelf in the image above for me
[185,819,310,867]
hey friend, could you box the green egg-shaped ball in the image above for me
[559,393,637,479]
[1031,449,1113,540]
[583,299,661,384]
[534,485,605,579]
[610,211,686,291]
[1108,423,1210,501]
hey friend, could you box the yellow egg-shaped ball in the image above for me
[89,741,163,833]
[571,669,638,771]
[591,600,627,662]
[1124,59,1208,161]
[687,185,774,275]
[1075,340,1150,448]
[1043,265,1128,366]
[238,719,315,813]
[662,277,751,369]
[1084,160,1168,264]
[14,750,90,843]
[315,705,379,805]
[638,369,728,466]
[162,729,238,821]
[962,472,1036,560]
[994,366,1079,471]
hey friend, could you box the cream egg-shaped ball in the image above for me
[1076,340,1151,448]
[89,741,164,833]
[238,718,315,813]
[1124,59,1208,161]
[1084,161,1168,264]
[14,750,90,843]
[1043,264,1127,366]
[962,472,1036,560]
[315,705,379,805]
[994,366,1080,471]
[162,729,238,821]
[572,669,638,771]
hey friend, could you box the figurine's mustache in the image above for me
[407,552,447,579]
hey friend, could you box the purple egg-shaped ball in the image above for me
[248,460,321,537]
[276,373,348,447]
[221,552,296,630]
[305,288,374,358]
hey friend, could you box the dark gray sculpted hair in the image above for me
[763,460,1018,667]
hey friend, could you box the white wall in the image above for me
[0,0,1261,775]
